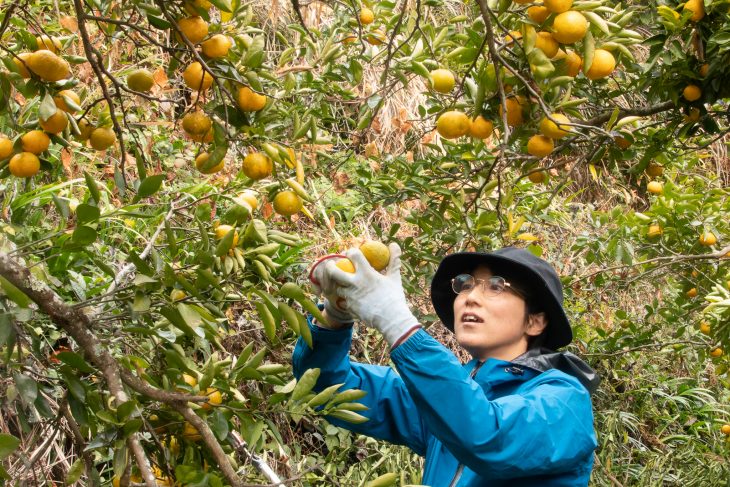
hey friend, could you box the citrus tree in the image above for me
[0,0,729,485]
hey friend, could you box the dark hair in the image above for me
[474,263,549,350]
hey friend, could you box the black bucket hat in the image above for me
[430,247,572,350]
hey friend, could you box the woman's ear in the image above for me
[526,312,548,337]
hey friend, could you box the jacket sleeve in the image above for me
[291,317,429,456]
[390,329,597,478]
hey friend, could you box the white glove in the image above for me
[327,243,420,346]
[309,254,354,326]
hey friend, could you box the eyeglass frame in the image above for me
[450,274,526,298]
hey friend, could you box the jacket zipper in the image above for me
[447,360,485,487]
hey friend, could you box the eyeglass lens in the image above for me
[452,274,506,295]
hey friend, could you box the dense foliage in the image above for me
[0,0,729,485]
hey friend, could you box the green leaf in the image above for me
[13,372,38,404]
[133,174,164,202]
[132,292,151,312]
[55,351,95,373]
[66,458,84,484]
[0,276,31,308]
[72,225,97,245]
[39,92,58,121]
[208,0,233,13]
[84,171,101,204]
[0,313,16,347]
[161,305,201,338]
[76,203,100,224]
[0,434,20,461]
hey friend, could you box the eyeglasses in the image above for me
[451,274,523,297]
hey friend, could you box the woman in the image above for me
[293,245,600,486]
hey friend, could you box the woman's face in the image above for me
[453,265,546,362]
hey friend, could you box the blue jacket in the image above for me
[293,321,600,486]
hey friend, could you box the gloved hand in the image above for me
[309,254,354,327]
[327,243,420,347]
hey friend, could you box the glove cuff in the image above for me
[323,298,354,327]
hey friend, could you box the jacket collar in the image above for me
[467,348,601,395]
[511,348,601,394]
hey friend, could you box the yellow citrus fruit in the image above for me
[9,152,40,178]
[359,240,390,271]
[699,231,717,246]
[182,111,212,136]
[89,127,116,151]
[721,424,730,436]
[699,63,709,77]
[170,289,187,302]
[563,50,583,77]
[552,11,588,44]
[336,259,356,273]
[236,86,267,112]
[683,0,705,21]
[195,152,224,174]
[184,0,212,15]
[499,96,527,127]
[436,111,471,139]
[21,130,51,154]
[684,107,701,123]
[54,90,81,113]
[183,62,214,91]
[342,34,358,44]
[182,421,201,441]
[535,32,559,58]
[647,224,663,238]
[242,153,273,180]
[127,69,155,92]
[202,388,223,410]
[177,16,209,44]
[504,30,522,44]
[647,181,663,194]
[36,35,62,53]
[544,0,572,13]
[189,128,214,143]
[430,69,455,93]
[0,136,14,159]
[528,170,547,184]
[238,190,258,210]
[585,49,616,80]
[646,163,664,177]
[366,29,386,45]
[273,191,303,216]
[76,119,94,141]
[39,111,68,134]
[682,84,702,102]
[27,49,71,82]
[182,373,198,387]
[710,347,723,358]
[686,287,698,298]
[201,34,233,58]
[469,116,493,139]
[359,8,375,25]
[539,113,571,139]
[215,224,240,247]
[527,6,550,23]
[527,135,554,157]
[699,321,711,335]
[13,52,33,78]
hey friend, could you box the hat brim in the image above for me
[430,252,572,350]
